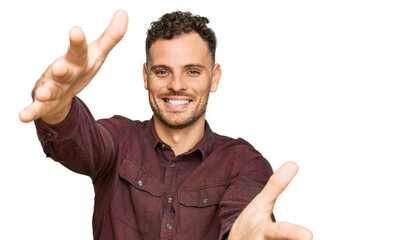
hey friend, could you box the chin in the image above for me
[160,117,199,129]
[155,111,205,130]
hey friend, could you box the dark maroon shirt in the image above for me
[34,97,273,240]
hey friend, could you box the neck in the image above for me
[153,115,206,156]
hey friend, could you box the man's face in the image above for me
[143,32,221,129]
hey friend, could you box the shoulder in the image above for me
[212,133,261,157]
[97,115,151,136]
[98,115,148,127]
[210,132,272,173]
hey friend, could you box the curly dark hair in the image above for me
[145,11,217,64]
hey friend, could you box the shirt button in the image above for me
[203,198,209,204]
[170,162,176,168]
[161,143,166,149]
[46,132,54,138]
[167,197,173,204]
[137,180,143,186]
[166,223,173,230]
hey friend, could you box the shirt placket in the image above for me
[160,144,179,240]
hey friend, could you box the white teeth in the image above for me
[166,99,190,106]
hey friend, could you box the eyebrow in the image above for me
[149,64,207,72]
[184,64,206,70]
[150,65,172,72]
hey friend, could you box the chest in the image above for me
[99,142,231,239]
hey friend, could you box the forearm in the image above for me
[35,97,116,181]
[218,144,274,240]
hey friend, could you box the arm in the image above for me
[20,11,128,181]
[217,143,275,239]
[229,162,313,240]
[34,97,125,181]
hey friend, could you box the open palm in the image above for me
[19,10,128,124]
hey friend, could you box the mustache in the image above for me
[157,91,195,99]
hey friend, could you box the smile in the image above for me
[164,99,191,106]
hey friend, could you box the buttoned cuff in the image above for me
[34,97,81,146]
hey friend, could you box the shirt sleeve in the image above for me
[34,97,118,182]
[218,141,274,239]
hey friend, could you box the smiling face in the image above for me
[143,32,221,129]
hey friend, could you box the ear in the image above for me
[210,63,222,92]
[143,63,149,90]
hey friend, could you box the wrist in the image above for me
[41,98,73,124]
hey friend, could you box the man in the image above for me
[19,10,312,240]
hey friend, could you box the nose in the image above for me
[167,74,187,92]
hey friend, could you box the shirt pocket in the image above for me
[111,157,165,233]
[177,184,227,238]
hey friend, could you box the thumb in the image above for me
[254,161,299,211]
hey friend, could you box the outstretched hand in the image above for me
[229,162,312,240]
[19,10,128,124]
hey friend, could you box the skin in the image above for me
[19,10,312,240]
[229,162,313,240]
[18,11,128,124]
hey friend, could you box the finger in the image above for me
[51,58,74,83]
[256,161,299,208]
[34,85,53,102]
[19,100,46,123]
[93,10,128,55]
[265,222,313,240]
[34,81,64,102]
[66,26,88,64]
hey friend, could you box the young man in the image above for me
[19,10,312,240]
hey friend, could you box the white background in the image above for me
[1,0,414,239]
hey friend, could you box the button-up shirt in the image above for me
[34,97,273,240]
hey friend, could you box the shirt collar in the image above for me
[147,117,214,160]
